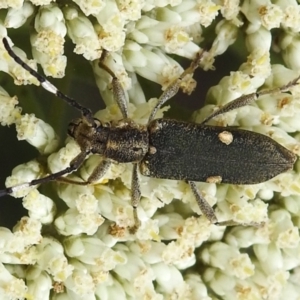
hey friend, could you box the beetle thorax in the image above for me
[68,118,149,163]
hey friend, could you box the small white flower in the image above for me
[73,0,106,16]
[0,87,21,125]
[23,190,56,224]
[35,237,74,281]
[197,0,220,27]
[26,270,52,300]
[259,4,283,30]
[209,20,238,57]
[64,269,95,297]
[0,0,23,9]
[16,113,59,154]
[0,263,27,300]
[32,4,67,77]
[5,160,44,198]
[5,2,34,29]
[229,253,255,279]
[47,139,81,174]
[55,208,104,236]
[64,6,102,60]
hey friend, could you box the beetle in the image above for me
[1,37,298,231]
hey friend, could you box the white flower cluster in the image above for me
[0,0,300,299]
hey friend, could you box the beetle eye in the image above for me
[67,120,81,137]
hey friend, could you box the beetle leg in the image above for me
[202,75,300,124]
[56,159,111,185]
[148,50,206,123]
[188,181,265,228]
[57,159,143,233]
[130,163,141,233]
[189,181,265,227]
[189,181,218,224]
[98,53,128,119]
[216,220,265,227]
[86,159,111,183]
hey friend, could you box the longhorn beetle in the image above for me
[1,37,298,231]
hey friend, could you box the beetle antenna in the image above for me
[2,37,94,124]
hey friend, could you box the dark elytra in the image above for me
[140,118,296,184]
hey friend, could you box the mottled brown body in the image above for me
[69,118,148,163]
